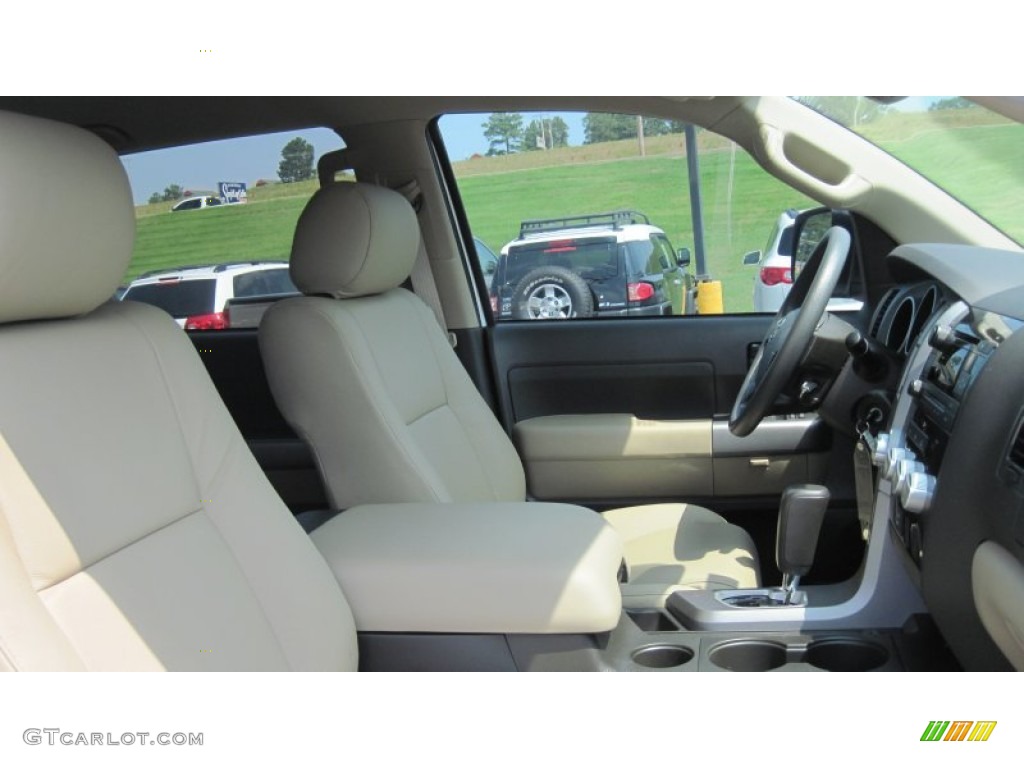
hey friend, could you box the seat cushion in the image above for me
[602,503,760,596]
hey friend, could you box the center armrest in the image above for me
[310,502,623,635]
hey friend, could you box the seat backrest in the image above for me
[0,110,357,671]
[260,183,526,510]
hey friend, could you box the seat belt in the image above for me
[393,179,453,344]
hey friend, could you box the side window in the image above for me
[472,237,500,278]
[651,235,677,271]
[233,269,298,299]
[118,129,344,330]
[438,111,815,320]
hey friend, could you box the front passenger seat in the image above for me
[260,182,761,595]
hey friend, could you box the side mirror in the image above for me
[791,207,834,279]
[677,247,691,267]
[790,207,864,299]
[743,250,761,266]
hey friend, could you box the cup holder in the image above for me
[631,644,694,669]
[805,638,889,671]
[708,640,788,671]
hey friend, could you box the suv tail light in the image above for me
[627,281,656,302]
[185,311,228,330]
[760,266,793,286]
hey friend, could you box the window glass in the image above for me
[473,238,500,278]
[651,235,677,271]
[233,268,297,298]
[118,128,344,329]
[438,111,816,319]
[793,97,1023,245]
[122,279,216,319]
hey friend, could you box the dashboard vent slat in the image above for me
[1009,421,1024,472]
[871,288,898,338]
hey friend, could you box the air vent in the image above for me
[886,296,916,353]
[1009,420,1024,472]
[870,288,898,338]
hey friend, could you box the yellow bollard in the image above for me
[696,280,724,315]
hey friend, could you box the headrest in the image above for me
[0,110,135,324]
[289,182,419,298]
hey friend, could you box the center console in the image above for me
[870,294,1022,575]
[307,498,948,671]
[879,311,998,565]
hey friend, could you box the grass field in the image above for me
[131,197,307,278]
[454,149,814,312]
[127,108,1023,314]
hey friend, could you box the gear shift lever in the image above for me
[776,484,830,604]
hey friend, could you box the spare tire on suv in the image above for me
[512,266,595,320]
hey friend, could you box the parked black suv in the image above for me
[489,211,696,320]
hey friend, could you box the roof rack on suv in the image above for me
[136,264,218,279]
[518,210,650,238]
[211,261,272,273]
[136,261,281,279]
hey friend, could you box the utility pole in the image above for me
[636,115,646,157]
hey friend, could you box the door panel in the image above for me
[513,414,713,499]
[489,314,833,506]
[508,362,714,422]
[489,315,772,426]
[487,317,770,428]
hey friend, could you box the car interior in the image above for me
[0,96,1022,672]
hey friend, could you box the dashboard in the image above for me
[867,244,1024,671]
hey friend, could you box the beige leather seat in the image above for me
[0,110,358,670]
[260,182,761,595]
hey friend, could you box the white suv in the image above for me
[747,210,863,314]
[120,261,297,329]
[747,209,798,313]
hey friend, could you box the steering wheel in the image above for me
[729,226,852,437]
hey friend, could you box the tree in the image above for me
[148,192,162,205]
[933,97,970,111]
[278,137,315,183]
[482,113,523,155]
[642,118,671,137]
[160,184,183,202]
[521,116,570,151]
[583,113,636,144]
[582,113,675,144]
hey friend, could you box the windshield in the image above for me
[792,97,1023,245]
